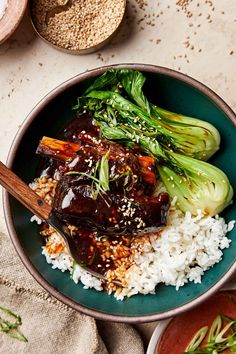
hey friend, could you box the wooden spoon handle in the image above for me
[0,161,52,221]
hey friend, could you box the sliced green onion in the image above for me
[215,320,236,343]
[184,315,236,353]
[0,306,28,342]
[99,150,110,192]
[185,326,208,351]
[207,315,222,342]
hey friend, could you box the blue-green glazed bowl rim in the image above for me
[3,64,236,323]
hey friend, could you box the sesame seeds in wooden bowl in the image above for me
[30,0,126,55]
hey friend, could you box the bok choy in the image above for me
[96,121,233,216]
[84,69,220,161]
[73,69,233,216]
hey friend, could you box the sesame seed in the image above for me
[31,0,125,51]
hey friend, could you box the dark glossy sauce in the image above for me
[38,114,98,177]
[62,113,99,141]
[38,114,169,274]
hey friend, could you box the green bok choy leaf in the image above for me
[96,120,233,216]
[73,69,233,216]
[84,69,220,161]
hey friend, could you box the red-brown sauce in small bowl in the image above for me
[156,290,236,354]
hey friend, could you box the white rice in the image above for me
[41,231,103,292]
[30,215,43,225]
[38,206,234,300]
[116,209,234,300]
[30,172,234,299]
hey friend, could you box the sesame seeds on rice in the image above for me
[30,176,234,300]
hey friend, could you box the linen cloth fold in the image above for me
[0,230,144,354]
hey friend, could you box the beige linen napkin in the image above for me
[0,231,144,354]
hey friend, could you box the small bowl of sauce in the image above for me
[147,290,236,354]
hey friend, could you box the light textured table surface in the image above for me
[0,0,235,348]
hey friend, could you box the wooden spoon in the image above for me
[0,161,121,286]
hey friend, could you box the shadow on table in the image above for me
[0,10,37,57]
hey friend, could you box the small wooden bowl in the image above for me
[0,0,28,44]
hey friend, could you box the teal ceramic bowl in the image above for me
[3,64,236,323]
